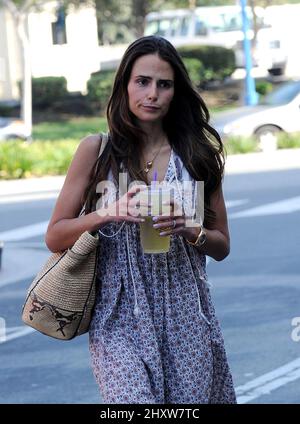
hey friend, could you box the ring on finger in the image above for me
[161,225,173,232]
[161,222,177,232]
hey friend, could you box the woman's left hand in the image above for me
[152,198,200,242]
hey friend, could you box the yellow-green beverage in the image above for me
[138,187,172,254]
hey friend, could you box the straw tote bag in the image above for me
[22,133,109,340]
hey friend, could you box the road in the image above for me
[0,167,299,404]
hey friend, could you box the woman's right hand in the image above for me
[96,184,149,224]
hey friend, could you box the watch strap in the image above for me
[186,225,205,246]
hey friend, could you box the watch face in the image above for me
[198,232,206,246]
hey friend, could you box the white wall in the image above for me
[0,8,22,101]
[28,3,100,93]
[0,1,101,101]
[265,4,300,78]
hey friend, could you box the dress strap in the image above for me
[98,132,109,158]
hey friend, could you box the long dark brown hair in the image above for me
[83,35,225,227]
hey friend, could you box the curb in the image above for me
[225,148,300,175]
[0,176,65,197]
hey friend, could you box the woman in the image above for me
[45,35,236,404]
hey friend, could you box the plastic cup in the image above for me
[138,186,173,254]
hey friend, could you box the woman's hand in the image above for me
[152,183,230,261]
[151,198,200,242]
[96,184,149,225]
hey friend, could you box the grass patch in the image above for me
[32,116,107,141]
[224,136,258,155]
[277,132,300,149]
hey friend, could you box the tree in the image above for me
[1,0,36,138]
[94,0,134,44]
[93,0,151,42]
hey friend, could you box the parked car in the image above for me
[211,80,300,144]
[0,117,31,141]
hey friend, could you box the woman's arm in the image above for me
[185,183,230,261]
[45,134,109,253]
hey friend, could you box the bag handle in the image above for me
[98,132,109,158]
[79,132,109,216]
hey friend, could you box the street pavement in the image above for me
[0,149,299,404]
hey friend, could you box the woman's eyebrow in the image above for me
[135,75,174,83]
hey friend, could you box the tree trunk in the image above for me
[17,14,32,139]
[132,0,148,38]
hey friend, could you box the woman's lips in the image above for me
[141,105,160,112]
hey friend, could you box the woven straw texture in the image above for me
[22,230,99,340]
[22,231,99,340]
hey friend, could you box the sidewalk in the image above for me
[0,148,300,195]
[225,148,300,175]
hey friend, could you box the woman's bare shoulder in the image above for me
[61,133,103,186]
[78,133,102,156]
[45,134,103,231]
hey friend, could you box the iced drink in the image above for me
[138,186,173,254]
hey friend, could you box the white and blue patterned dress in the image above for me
[89,146,236,404]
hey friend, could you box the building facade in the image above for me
[0,1,101,102]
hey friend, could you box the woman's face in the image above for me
[127,53,175,124]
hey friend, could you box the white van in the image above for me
[144,6,284,72]
[260,4,300,77]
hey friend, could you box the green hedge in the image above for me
[225,136,259,155]
[255,80,273,96]
[32,77,68,109]
[87,70,116,113]
[0,140,78,179]
[277,132,300,149]
[225,132,300,154]
[1,132,300,179]
[177,45,235,86]
[182,57,204,88]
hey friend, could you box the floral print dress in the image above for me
[89,146,236,404]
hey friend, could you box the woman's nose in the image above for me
[147,82,158,100]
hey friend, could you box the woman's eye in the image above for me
[136,79,172,88]
[137,79,148,86]
[159,81,171,88]
[158,80,173,89]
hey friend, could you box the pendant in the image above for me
[144,161,153,173]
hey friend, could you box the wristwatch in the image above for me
[186,225,207,247]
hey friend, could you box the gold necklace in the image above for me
[142,139,167,174]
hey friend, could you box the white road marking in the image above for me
[0,221,48,242]
[0,192,58,204]
[225,199,249,208]
[230,196,300,219]
[236,357,300,404]
[0,326,35,344]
